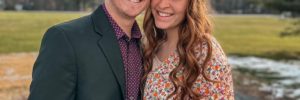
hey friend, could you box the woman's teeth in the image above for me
[158,12,172,17]
[129,0,141,3]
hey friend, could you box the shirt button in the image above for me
[130,96,134,100]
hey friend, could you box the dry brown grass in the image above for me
[0,53,36,100]
[0,52,282,100]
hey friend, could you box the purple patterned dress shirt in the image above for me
[102,5,143,100]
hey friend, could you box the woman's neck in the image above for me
[156,27,180,61]
[164,27,179,48]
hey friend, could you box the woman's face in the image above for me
[151,0,188,30]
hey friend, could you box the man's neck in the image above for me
[105,1,135,38]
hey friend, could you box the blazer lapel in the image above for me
[91,5,125,97]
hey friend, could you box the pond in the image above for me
[229,56,300,99]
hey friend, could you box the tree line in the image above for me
[211,0,300,15]
[2,0,104,11]
[1,0,300,15]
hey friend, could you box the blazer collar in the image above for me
[91,5,112,36]
[91,5,126,98]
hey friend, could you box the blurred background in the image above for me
[0,0,300,100]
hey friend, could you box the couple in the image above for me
[29,0,234,100]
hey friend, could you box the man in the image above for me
[28,0,149,100]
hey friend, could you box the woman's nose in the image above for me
[157,0,171,9]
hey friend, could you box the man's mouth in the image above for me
[129,0,141,3]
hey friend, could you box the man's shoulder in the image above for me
[51,15,93,33]
[42,14,98,43]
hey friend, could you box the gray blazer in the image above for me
[29,5,135,100]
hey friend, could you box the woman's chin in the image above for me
[155,24,170,30]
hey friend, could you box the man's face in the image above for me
[109,0,149,18]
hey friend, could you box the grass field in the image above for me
[212,15,300,59]
[0,11,300,100]
[0,11,86,54]
[1,11,300,59]
[0,53,36,100]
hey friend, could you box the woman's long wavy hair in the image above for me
[141,0,216,99]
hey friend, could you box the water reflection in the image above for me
[229,56,300,99]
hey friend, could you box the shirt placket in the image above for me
[125,37,135,100]
[103,4,141,99]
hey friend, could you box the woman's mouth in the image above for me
[158,11,172,17]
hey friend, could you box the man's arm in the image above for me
[28,26,77,100]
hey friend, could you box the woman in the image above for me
[142,0,234,99]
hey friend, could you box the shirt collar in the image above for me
[101,4,142,40]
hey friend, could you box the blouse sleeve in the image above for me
[194,37,235,100]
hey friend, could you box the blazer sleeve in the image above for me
[28,26,77,100]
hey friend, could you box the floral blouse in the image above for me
[143,37,234,100]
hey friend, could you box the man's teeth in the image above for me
[129,0,141,3]
[158,12,172,17]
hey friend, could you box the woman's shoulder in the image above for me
[210,36,228,65]
[193,35,228,65]
[194,35,230,81]
[193,36,234,98]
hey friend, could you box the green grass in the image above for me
[0,11,85,53]
[0,11,300,59]
[212,15,300,59]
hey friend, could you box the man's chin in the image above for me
[125,11,143,18]
[126,0,148,12]
[128,0,142,3]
